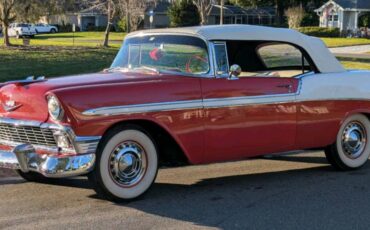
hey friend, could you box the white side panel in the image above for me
[297,70,370,101]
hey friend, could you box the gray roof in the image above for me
[334,0,370,9]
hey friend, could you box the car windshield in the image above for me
[111,35,210,75]
[18,24,29,27]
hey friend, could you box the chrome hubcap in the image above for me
[342,122,367,159]
[109,141,147,187]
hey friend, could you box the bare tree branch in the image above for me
[192,0,213,25]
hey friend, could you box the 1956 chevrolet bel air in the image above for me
[0,25,370,201]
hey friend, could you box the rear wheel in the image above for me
[325,114,370,170]
[50,28,56,33]
[88,125,158,202]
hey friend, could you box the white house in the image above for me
[315,0,370,32]
[39,7,108,31]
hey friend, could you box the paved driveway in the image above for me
[1,151,370,230]
[330,44,370,54]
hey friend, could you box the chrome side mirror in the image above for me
[229,64,241,80]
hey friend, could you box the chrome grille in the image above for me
[0,123,57,147]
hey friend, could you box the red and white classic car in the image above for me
[0,25,369,201]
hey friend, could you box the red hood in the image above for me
[0,71,157,121]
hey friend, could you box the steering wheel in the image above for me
[185,55,209,74]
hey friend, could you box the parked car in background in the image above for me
[0,25,370,202]
[32,23,58,34]
[8,23,36,38]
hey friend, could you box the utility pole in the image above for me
[220,0,224,25]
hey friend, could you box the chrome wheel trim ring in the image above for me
[108,141,147,187]
[341,121,367,159]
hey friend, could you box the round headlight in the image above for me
[47,96,63,121]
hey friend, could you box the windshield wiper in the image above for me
[104,66,128,73]
[104,66,160,74]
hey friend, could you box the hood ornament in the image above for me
[2,100,22,112]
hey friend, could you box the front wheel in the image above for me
[325,114,370,170]
[88,125,158,202]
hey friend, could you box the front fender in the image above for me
[50,76,204,164]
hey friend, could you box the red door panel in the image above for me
[201,77,299,162]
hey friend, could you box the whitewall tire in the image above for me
[88,125,158,201]
[325,114,370,170]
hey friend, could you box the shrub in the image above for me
[297,27,340,37]
[55,24,81,32]
[301,12,320,27]
[168,0,200,27]
[285,6,305,29]
[117,18,127,32]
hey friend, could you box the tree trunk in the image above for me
[126,10,131,32]
[2,23,10,47]
[275,0,285,25]
[200,11,207,25]
[220,0,224,25]
[103,23,112,47]
[103,0,112,47]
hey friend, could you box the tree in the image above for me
[285,5,305,29]
[168,0,200,27]
[80,0,117,47]
[229,0,270,7]
[0,0,17,46]
[104,0,116,47]
[0,0,73,47]
[85,0,154,47]
[230,0,326,26]
[119,0,151,32]
[192,0,213,25]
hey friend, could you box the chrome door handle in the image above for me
[277,84,293,93]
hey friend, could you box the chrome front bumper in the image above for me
[0,144,96,178]
[0,118,100,178]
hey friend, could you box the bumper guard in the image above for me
[0,144,96,178]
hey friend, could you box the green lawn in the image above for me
[321,37,370,48]
[1,31,370,82]
[0,46,118,82]
[337,56,370,70]
[2,31,370,48]
[0,32,126,48]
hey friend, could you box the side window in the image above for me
[258,44,309,69]
[213,42,229,76]
[257,43,312,77]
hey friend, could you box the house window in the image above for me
[235,15,242,24]
[329,15,338,21]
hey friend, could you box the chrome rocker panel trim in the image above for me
[0,144,96,178]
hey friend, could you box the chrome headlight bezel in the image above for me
[47,95,64,121]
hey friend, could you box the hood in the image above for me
[0,71,158,122]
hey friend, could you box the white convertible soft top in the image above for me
[128,25,345,74]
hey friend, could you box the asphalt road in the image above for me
[1,151,370,230]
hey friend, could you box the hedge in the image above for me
[297,27,340,37]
